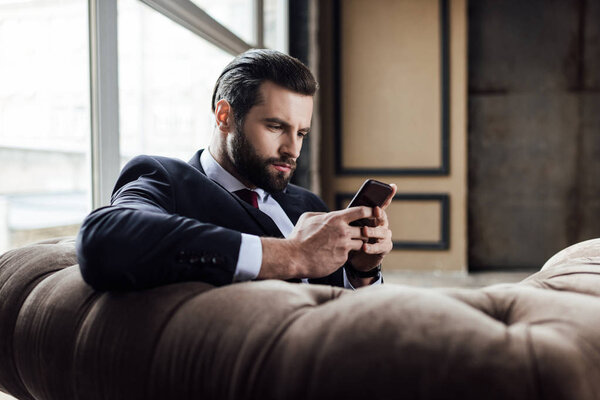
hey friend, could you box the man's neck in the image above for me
[207,146,256,189]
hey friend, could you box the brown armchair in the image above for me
[1,237,600,399]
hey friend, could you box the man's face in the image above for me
[228,81,313,192]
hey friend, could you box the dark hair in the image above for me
[211,49,318,128]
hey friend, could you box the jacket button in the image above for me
[200,256,208,264]
[211,257,219,265]
[189,255,200,264]
[176,251,186,263]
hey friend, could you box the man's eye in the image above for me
[268,125,282,131]
[298,132,308,138]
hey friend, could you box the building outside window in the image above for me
[0,0,91,253]
[0,0,287,255]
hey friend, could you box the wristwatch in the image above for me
[344,260,382,278]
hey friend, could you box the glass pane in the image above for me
[118,0,234,165]
[0,0,91,254]
[264,0,288,52]
[191,0,255,45]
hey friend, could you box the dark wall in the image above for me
[289,0,312,190]
[468,0,600,269]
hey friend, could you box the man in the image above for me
[77,49,396,291]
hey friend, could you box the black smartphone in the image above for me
[347,179,393,226]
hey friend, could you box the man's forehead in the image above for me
[252,81,313,121]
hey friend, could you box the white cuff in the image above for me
[343,268,383,290]
[233,234,262,282]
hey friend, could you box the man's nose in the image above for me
[279,133,302,159]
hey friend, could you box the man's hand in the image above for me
[347,183,397,287]
[259,206,375,280]
[348,207,393,270]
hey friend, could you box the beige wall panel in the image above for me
[341,0,441,169]
[319,0,467,272]
[340,197,441,242]
[388,201,441,242]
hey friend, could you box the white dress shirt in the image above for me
[200,149,381,289]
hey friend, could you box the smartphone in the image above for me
[347,179,394,226]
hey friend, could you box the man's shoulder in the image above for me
[124,154,195,172]
[114,153,206,194]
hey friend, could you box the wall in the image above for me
[468,0,600,269]
[318,0,467,272]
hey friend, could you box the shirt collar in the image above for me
[200,148,269,201]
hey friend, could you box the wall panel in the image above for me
[319,0,466,272]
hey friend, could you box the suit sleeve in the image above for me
[76,156,242,290]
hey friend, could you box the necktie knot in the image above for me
[234,189,259,209]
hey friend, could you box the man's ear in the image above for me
[215,99,233,134]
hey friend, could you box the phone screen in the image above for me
[347,179,393,226]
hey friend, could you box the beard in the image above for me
[229,127,296,193]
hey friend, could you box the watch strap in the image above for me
[344,261,382,278]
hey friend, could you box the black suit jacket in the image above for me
[77,149,344,290]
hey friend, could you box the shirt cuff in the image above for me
[343,268,383,290]
[233,234,262,282]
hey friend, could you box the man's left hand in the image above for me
[347,183,397,281]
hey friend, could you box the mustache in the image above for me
[266,157,297,169]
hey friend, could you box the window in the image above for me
[0,0,91,254]
[264,0,288,52]
[190,0,256,45]
[0,0,287,255]
[118,0,233,164]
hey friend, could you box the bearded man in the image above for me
[77,49,396,290]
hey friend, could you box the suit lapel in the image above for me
[237,202,285,238]
[271,190,305,225]
[188,150,284,238]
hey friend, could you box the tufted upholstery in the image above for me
[1,238,600,400]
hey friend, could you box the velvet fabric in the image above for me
[1,237,600,399]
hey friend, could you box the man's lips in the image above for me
[272,162,293,172]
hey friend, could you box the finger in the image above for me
[347,226,363,239]
[361,230,393,252]
[374,206,382,219]
[348,238,366,252]
[362,239,393,254]
[382,184,397,209]
[299,211,324,220]
[337,206,373,223]
[361,226,388,239]
[378,208,389,228]
[370,207,389,228]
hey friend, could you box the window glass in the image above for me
[0,0,91,254]
[264,0,288,53]
[190,0,255,46]
[118,0,234,165]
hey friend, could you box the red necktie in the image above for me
[234,189,259,209]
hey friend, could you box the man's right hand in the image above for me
[259,206,374,280]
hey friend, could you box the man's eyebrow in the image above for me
[264,117,290,127]
[264,117,311,133]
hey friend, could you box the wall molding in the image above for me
[333,0,450,176]
[335,193,450,250]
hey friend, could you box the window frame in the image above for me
[89,0,274,207]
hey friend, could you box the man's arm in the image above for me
[77,156,377,290]
[77,156,243,290]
